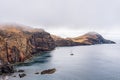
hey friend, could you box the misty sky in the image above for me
[0,0,120,38]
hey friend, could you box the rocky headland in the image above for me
[0,24,115,74]
[52,32,115,46]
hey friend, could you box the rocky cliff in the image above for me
[0,24,116,75]
[0,25,115,64]
[0,24,55,63]
[51,32,115,46]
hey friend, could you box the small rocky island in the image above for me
[0,24,115,75]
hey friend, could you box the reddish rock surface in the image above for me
[0,24,55,63]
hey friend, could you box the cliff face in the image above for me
[51,32,115,46]
[0,25,55,63]
[0,25,115,64]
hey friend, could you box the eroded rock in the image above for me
[41,68,56,75]
[18,69,24,72]
[70,54,74,55]
[19,73,26,78]
[35,72,39,74]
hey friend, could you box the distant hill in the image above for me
[71,32,115,45]
[51,32,115,46]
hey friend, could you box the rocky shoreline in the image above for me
[0,24,115,75]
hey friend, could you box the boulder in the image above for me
[19,73,26,78]
[35,72,39,74]
[41,68,56,75]
[17,69,24,72]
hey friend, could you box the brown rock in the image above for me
[0,24,55,63]
[41,68,56,75]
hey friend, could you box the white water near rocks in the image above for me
[1,40,120,80]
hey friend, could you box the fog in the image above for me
[0,0,120,39]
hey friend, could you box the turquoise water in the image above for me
[1,43,120,80]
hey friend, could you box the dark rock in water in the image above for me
[41,68,56,75]
[70,54,74,55]
[18,69,24,72]
[0,64,14,74]
[35,72,39,74]
[19,73,26,78]
[13,75,16,77]
[45,55,51,57]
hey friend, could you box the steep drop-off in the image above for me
[0,24,55,63]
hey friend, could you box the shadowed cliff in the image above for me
[0,24,55,63]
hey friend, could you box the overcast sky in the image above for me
[0,0,120,39]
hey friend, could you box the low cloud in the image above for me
[0,0,120,37]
